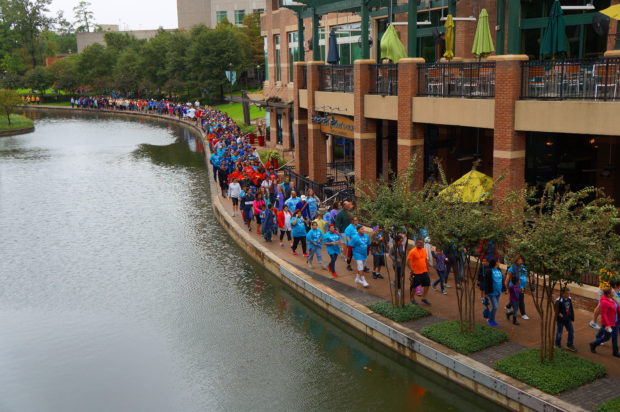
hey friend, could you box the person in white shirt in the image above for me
[228,178,242,216]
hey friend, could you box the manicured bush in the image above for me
[495,349,606,395]
[597,396,620,412]
[368,301,430,323]
[420,320,507,354]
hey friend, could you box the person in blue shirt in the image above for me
[296,195,312,221]
[344,217,359,272]
[306,189,320,219]
[260,205,274,242]
[285,191,301,212]
[484,259,504,327]
[504,255,530,320]
[323,224,341,277]
[209,153,220,181]
[306,221,325,270]
[291,209,308,257]
[349,225,370,288]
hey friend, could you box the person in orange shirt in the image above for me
[407,239,431,306]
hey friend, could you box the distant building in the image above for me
[177,0,265,30]
[76,26,171,53]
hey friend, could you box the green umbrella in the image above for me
[380,24,406,63]
[471,8,495,59]
[540,0,567,58]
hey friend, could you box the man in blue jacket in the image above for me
[349,225,370,288]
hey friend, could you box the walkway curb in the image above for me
[24,105,587,412]
[0,126,35,137]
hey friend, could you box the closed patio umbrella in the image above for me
[471,8,495,59]
[443,14,455,60]
[540,0,567,58]
[326,29,340,64]
[380,24,407,63]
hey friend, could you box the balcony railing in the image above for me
[521,58,619,101]
[281,166,353,205]
[319,65,354,93]
[417,62,496,98]
[369,64,398,96]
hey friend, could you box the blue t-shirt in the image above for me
[349,233,370,261]
[323,232,341,255]
[488,268,503,297]
[507,264,527,289]
[291,216,307,237]
[307,197,318,217]
[344,224,358,246]
[306,228,323,249]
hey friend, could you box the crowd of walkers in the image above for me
[68,96,620,360]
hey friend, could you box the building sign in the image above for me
[312,114,354,139]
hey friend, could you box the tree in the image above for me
[24,65,53,91]
[2,0,54,66]
[0,89,21,124]
[510,180,619,362]
[241,12,264,68]
[72,1,93,32]
[356,157,443,306]
[49,56,79,91]
[113,49,142,93]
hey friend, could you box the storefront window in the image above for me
[332,136,354,164]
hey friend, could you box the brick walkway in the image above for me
[215,181,620,409]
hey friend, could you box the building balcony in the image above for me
[318,65,353,93]
[417,62,496,99]
[521,58,619,101]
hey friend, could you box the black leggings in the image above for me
[292,236,307,254]
[505,290,526,315]
[328,253,339,273]
[280,230,292,241]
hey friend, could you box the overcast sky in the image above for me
[50,0,178,31]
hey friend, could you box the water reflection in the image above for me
[0,110,506,412]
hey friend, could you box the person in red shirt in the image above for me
[590,288,620,357]
[407,239,431,306]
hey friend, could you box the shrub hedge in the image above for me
[495,349,606,395]
[420,320,507,354]
[368,301,430,323]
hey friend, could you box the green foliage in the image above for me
[73,1,94,33]
[0,113,33,130]
[23,65,53,91]
[495,349,605,394]
[368,301,430,322]
[421,320,507,354]
[49,56,79,91]
[597,396,620,412]
[0,89,22,124]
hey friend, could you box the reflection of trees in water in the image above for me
[132,139,203,169]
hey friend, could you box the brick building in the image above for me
[177,0,266,29]
[260,0,620,203]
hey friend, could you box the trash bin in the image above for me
[258,135,265,146]
[248,133,255,145]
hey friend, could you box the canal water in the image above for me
[0,111,505,412]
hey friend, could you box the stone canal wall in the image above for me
[24,106,586,412]
[0,126,35,137]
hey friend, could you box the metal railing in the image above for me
[319,65,354,93]
[299,65,307,89]
[417,62,496,98]
[281,166,354,206]
[326,161,354,184]
[370,64,398,96]
[521,58,619,101]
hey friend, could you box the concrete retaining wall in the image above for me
[24,106,586,412]
[0,126,34,137]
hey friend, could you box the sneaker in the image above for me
[613,353,620,358]
[590,342,597,353]
[361,276,369,288]
[445,284,452,288]
[410,299,418,305]
[487,319,499,327]
[291,251,297,255]
[331,272,338,277]
[442,290,448,295]
[589,321,600,329]
[432,285,438,291]
[321,264,327,270]
[279,242,283,247]
[307,262,313,269]
[421,299,431,306]
[355,275,361,284]
[566,346,577,352]
[303,253,309,258]
[521,314,530,320]
[364,267,370,273]
[376,273,384,279]
[513,321,520,326]
[506,312,512,321]
[372,273,379,279]
[347,265,353,271]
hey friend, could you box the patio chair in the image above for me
[594,63,618,100]
[426,67,444,96]
[527,66,546,97]
[560,64,582,98]
[478,66,496,96]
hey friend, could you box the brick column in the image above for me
[607,0,619,52]
[490,55,529,201]
[292,62,308,175]
[306,61,326,182]
[396,58,425,189]
[353,59,377,186]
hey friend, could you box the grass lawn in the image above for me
[214,102,264,125]
[0,114,34,131]
[421,320,507,354]
[42,101,72,106]
[369,301,431,323]
[598,395,620,412]
[495,349,606,395]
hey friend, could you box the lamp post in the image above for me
[229,62,233,102]
[256,65,261,85]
